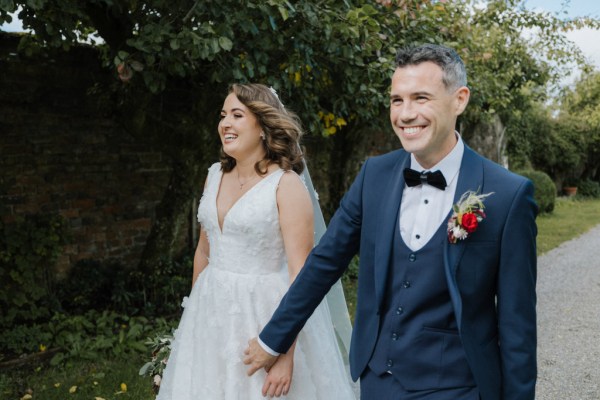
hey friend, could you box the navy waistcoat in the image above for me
[368,216,476,391]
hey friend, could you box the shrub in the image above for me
[0,214,69,329]
[516,170,557,213]
[0,323,54,360]
[132,256,191,316]
[577,179,600,198]
[56,260,122,314]
[0,310,173,363]
[0,303,180,365]
[55,256,191,316]
[47,311,158,365]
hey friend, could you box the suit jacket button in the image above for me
[392,332,398,340]
[396,307,403,315]
[408,253,416,262]
[387,359,393,367]
[403,281,411,288]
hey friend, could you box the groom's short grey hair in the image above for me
[395,44,467,90]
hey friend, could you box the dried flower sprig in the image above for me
[447,190,493,243]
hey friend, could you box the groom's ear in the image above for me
[454,86,470,116]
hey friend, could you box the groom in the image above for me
[244,44,537,400]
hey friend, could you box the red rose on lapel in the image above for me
[448,191,493,244]
[461,212,478,233]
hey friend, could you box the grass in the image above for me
[536,197,600,255]
[1,357,154,400]
[3,198,600,400]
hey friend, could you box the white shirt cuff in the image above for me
[258,337,280,356]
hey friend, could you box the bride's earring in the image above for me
[260,131,266,141]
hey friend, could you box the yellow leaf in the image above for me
[20,395,33,400]
[120,383,128,392]
[39,344,47,352]
[335,117,347,127]
[69,385,77,393]
[327,126,337,135]
[294,71,301,83]
[54,383,61,388]
[95,397,107,400]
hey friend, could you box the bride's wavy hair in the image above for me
[220,83,305,175]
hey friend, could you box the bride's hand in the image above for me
[262,353,293,397]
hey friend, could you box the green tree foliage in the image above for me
[449,0,598,146]
[512,104,588,187]
[559,72,600,182]
[516,72,600,188]
[1,0,405,135]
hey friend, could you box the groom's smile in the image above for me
[389,62,469,169]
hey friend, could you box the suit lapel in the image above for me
[443,145,484,330]
[373,153,410,311]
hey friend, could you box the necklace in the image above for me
[236,169,259,190]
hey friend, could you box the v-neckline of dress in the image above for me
[215,168,282,234]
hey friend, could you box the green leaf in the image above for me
[278,6,289,21]
[0,1,16,12]
[218,36,233,51]
[269,15,277,30]
[129,60,144,71]
[210,38,220,54]
[50,352,65,366]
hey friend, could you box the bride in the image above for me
[156,83,358,399]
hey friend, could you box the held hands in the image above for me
[244,338,294,397]
[243,337,278,376]
[262,354,293,397]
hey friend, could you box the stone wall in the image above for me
[0,33,172,273]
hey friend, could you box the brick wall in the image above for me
[0,33,172,273]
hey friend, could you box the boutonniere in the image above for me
[447,190,494,243]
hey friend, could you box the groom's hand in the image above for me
[244,337,278,376]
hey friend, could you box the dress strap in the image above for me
[205,162,222,190]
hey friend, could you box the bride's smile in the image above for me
[219,93,265,161]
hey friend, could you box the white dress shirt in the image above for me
[400,135,464,251]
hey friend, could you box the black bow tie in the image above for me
[403,168,447,190]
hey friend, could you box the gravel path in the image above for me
[536,224,600,400]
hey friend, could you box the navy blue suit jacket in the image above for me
[260,146,538,400]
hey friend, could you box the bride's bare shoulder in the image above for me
[278,169,306,191]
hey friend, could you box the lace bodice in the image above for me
[197,163,286,275]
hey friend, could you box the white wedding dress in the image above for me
[156,163,358,400]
